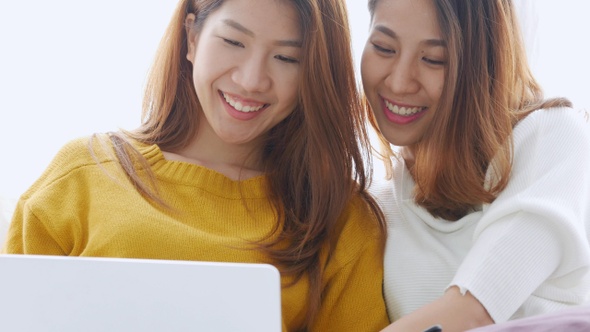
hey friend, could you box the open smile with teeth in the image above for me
[222,92,268,113]
[384,99,426,116]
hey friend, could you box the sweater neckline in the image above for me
[133,142,268,199]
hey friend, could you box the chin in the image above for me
[379,132,412,148]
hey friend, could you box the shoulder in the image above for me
[511,107,590,165]
[341,192,383,235]
[56,134,122,169]
[328,192,385,260]
[318,191,386,280]
[515,107,590,142]
[47,133,157,172]
[43,135,104,175]
[53,134,117,166]
[19,134,121,200]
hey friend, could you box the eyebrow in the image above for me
[374,24,446,47]
[223,19,302,48]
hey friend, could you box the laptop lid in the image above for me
[0,254,282,332]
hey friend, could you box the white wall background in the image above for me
[1,1,589,199]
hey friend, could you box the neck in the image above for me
[163,121,265,181]
[401,146,415,169]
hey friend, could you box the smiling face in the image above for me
[361,0,446,156]
[186,0,301,148]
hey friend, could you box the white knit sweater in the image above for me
[371,108,590,323]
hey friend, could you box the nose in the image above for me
[385,58,420,96]
[231,53,272,93]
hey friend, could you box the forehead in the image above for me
[372,0,441,39]
[206,0,301,38]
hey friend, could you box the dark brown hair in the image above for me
[368,0,571,220]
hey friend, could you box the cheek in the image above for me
[360,55,371,84]
[276,69,300,107]
[280,88,299,112]
[360,56,380,92]
[192,50,231,88]
[193,36,235,72]
[428,72,445,103]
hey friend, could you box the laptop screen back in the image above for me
[0,254,282,332]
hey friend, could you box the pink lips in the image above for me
[220,91,268,121]
[381,97,427,125]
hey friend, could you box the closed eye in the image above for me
[275,55,299,64]
[223,38,244,47]
[372,43,395,55]
[422,57,446,65]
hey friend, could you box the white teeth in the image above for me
[222,92,265,113]
[384,100,424,116]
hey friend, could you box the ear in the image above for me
[185,13,198,63]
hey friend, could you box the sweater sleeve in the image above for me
[1,136,100,256]
[310,197,390,331]
[1,199,66,255]
[451,108,590,322]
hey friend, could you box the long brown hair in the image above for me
[101,0,385,326]
[368,0,571,220]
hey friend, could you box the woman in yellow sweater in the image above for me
[2,0,389,330]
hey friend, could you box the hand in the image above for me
[381,286,494,332]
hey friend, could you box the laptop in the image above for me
[0,254,282,332]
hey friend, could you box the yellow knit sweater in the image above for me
[2,136,389,331]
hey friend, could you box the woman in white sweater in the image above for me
[360,0,590,331]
